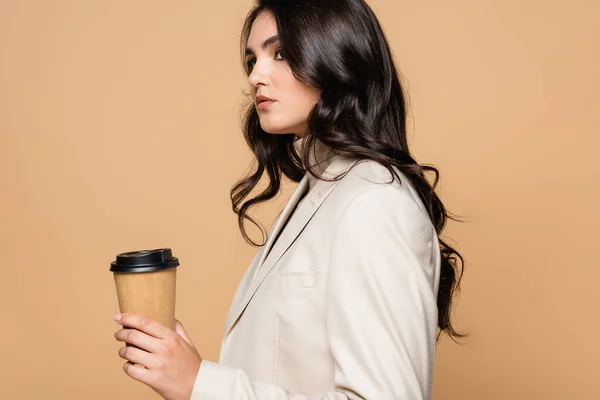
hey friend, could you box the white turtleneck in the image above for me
[292,135,336,191]
[263,135,333,259]
[263,136,344,261]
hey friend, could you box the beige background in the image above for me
[1,1,598,399]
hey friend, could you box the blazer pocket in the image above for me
[266,270,316,289]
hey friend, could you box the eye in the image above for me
[245,48,286,73]
[246,58,256,72]
[275,48,286,60]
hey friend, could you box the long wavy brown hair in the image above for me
[231,0,467,343]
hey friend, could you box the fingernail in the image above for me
[114,314,121,321]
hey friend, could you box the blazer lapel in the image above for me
[255,174,310,273]
[224,155,360,337]
[223,174,309,332]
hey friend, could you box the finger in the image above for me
[174,319,195,348]
[118,345,158,370]
[123,360,152,384]
[115,314,169,340]
[116,328,163,354]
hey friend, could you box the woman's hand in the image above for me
[113,314,202,400]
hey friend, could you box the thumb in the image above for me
[174,319,195,348]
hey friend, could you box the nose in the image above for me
[247,59,271,88]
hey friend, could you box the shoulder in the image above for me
[326,159,439,283]
[333,159,431,224]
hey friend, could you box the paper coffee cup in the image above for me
[110,248,179,361]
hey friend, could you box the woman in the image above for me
[113,1,466,399]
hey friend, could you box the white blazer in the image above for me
[191,142,441,399]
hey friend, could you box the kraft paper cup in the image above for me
[110,249,179,366]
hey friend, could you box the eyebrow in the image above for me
[245,35,280,56]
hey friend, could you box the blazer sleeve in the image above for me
[190,185,440,400]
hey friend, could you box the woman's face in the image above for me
[245,11,320,138]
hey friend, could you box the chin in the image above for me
[262,130,292,135]
[260,123,295,135]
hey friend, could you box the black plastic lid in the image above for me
[110,248,179,273]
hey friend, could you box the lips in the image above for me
[257,99,275,110]
[256,95,275,105]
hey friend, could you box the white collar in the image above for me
[293,136,337,191]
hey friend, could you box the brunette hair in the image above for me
[232,0,467,343]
